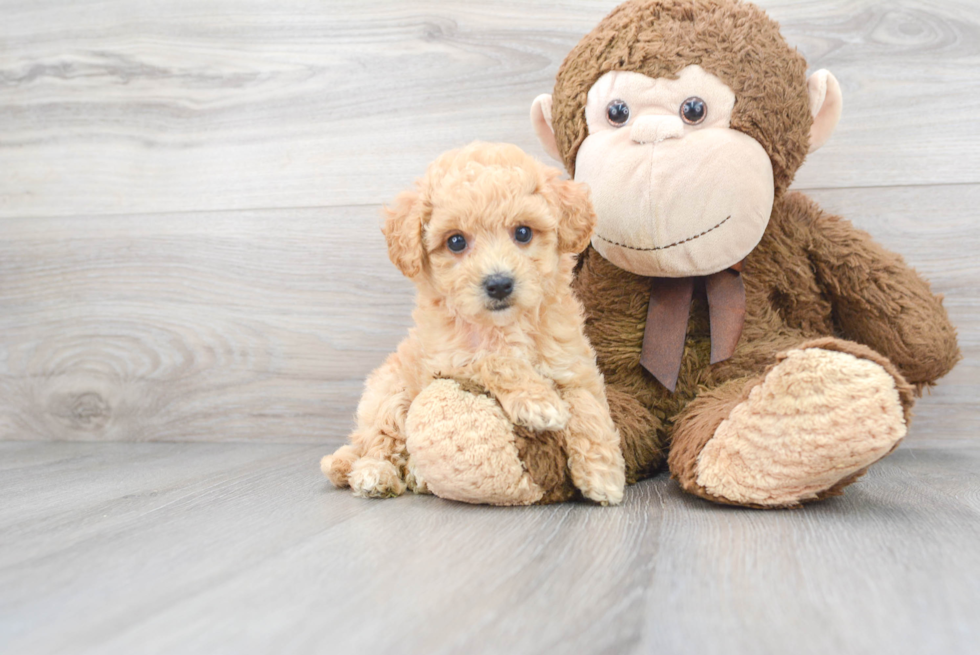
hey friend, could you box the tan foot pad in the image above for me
[696,347,907,507]
[405,379,544,506]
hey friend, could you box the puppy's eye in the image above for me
[606,99,630,126]
[680,97,707,124]
[447,234,467,253]
[514,226,533,244]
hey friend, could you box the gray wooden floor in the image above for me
[2,440,979,655]
[2,0,979,653]
[2,0,978,444]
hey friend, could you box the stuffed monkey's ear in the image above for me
[531,94,563,163]
[381,188,426,278]
[807,70,843,154]
[545,171,596,254]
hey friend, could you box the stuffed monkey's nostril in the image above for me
[483,274,515,300]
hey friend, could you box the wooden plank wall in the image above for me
[1,0,977,443]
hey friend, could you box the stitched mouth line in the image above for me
[594,215,732,252]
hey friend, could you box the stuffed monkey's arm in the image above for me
[799,194,960,387]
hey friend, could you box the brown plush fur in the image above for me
[552,0,811,196]
[551,0,960,505]
[574,191,959,496]
[666,336,917,508]
[514,425,578,504]
[321,142,625,505]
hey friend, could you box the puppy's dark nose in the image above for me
[483,274,514,300]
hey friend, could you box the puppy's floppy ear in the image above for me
[543,170,596,254]
[382,188,427,278]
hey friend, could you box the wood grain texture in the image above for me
[0,207,415,442]
[2,3,977,653]
[0,185,974,443]
[2,0,980,218]
[1,440,978,655]
[0,0,977,446]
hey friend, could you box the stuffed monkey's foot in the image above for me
[673,342,911,508]
[405,379,545,506]
[606,385,667,484]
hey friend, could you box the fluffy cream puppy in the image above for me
[321,142,625,505]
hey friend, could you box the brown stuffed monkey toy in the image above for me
[399,0,959,508]
[521,0,961,507]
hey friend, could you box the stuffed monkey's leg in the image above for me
[667,338,915,508]
[605,385,667,484]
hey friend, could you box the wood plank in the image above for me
[0,442,325,566]
[0,183,976,443]
[0,206,414,442]
[1,440,977,654]
[641,445,980,654]
[2,0,980,218]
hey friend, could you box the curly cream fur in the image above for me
[321,142,625,505]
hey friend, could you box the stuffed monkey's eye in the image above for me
[447,234,467,253]
[514,226,533,244]
[606,99,630,126]
[680,97,707,124]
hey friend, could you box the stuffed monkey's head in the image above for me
[531,0,842,277]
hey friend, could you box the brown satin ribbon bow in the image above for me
[639,262,746,393]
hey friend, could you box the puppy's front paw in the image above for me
[504,389,570,432]
[348,458,407,499]
[569,453,626,506]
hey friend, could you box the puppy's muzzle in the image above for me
[483,273,515,309]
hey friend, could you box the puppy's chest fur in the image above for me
[421,319,568,386]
